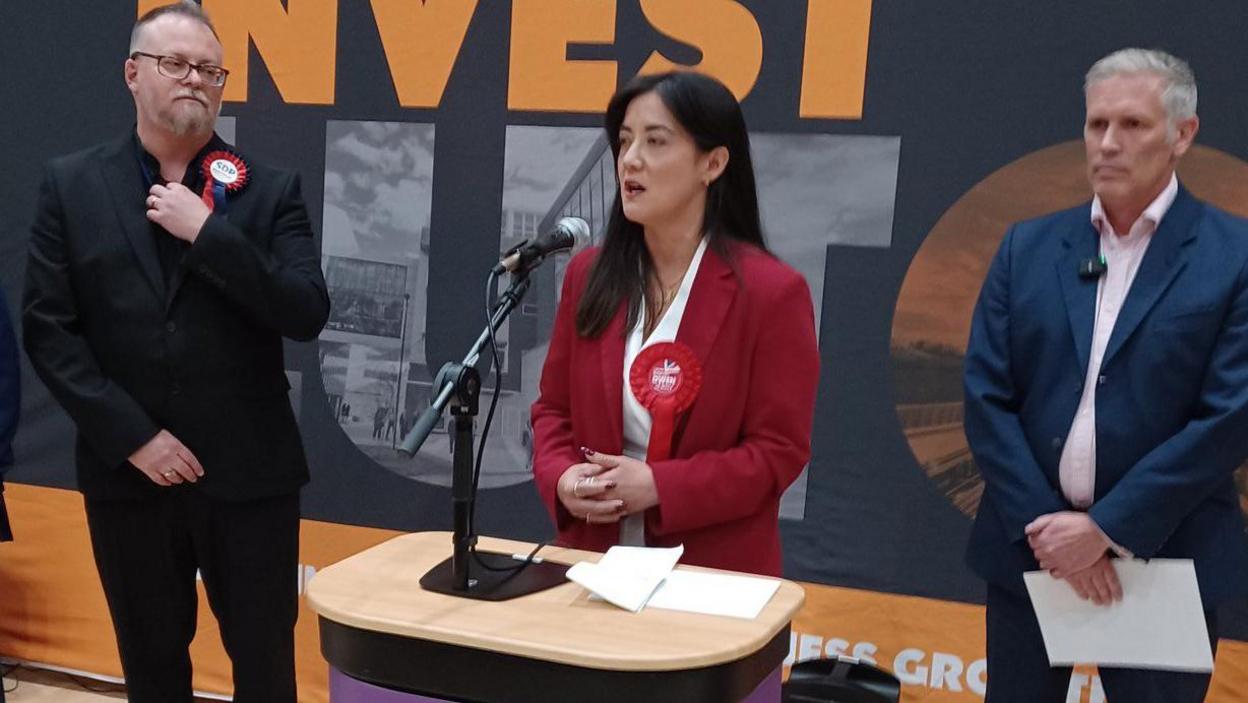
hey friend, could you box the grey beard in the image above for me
[161,103,213,137]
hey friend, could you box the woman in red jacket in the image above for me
[530,71,819,576]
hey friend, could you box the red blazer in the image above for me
[531,241,819,576]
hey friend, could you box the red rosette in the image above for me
[201,150,249,193]
[200,150,250,210]
[629,341,703,462]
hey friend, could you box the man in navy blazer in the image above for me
[965,48,1248,702]
[0,287,15,703]
[0,286,17,542]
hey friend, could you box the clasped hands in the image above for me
[556,448,659,524]
[1025,511,1122,606]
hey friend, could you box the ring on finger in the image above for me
[162,469,176,478]
[573,478,584,499]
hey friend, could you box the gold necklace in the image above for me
[644,280,680,338]
[660,284,679,306]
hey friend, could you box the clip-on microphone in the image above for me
[1078,255,1107,279]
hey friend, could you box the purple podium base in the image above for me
[329,665,782,703]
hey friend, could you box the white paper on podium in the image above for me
[645,570,781,619]
[1023,559,1213,672]
[565,545,684,612]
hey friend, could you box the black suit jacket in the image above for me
[22,133,329,501]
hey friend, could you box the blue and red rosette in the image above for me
[199,150,249,212]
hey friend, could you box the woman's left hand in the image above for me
[583,449,659,514]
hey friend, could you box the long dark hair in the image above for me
[575,71,767,338]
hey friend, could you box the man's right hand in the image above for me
[1063,554,1123,606]
[127,430,204,486]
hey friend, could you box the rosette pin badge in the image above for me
[199,150,250,213]
[629,341,703,461]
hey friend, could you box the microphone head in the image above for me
[554,216,591,253]
[495,216,593,275]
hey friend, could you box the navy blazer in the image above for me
[965,185,1248,605]
[0,285,17,540]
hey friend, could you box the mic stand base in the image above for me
[419,550,569,601]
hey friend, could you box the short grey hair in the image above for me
[1085,49,1197,134]
[129,1,219,54]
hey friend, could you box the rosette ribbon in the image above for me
[199,150,249,214]
[628,341,703,461]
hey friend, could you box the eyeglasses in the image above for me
[130,52,229,87]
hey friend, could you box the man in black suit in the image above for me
[21,3,328,701]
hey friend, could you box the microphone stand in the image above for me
[398,271,569,600]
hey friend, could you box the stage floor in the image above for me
[2,665,220,702]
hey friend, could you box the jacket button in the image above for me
[1051,437,1063,449]
[1098,374,1106,385]
[170,383,181,396]
[166,321,177,333]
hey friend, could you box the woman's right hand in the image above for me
[557,462,627,524]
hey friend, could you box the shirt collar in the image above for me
[1090,172,1179,236]
[133,130,229,188]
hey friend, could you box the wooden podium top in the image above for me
[307,531,805,672]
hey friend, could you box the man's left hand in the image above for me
[147,182,210,243]
[1025,511,1111,578]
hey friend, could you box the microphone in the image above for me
[1078,256,1107,279]
[492,217,591,275]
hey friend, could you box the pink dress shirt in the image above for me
[1058,173,1179,513]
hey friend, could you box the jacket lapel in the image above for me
[1056,214,1100,377]
[164,134,229,312]
[676,245,736,371]
[601,244,737,456]
[1100,186,1201,368]
[99,136,166,302]
[672,245,737,454]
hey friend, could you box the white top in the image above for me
[618,237,709,546]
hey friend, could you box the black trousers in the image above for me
[985,582,1218,702]
[85,488,300,703]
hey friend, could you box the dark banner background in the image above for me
[1,0,1244,643]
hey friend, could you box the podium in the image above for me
[307,532,805,703]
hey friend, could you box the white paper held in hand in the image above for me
[1023,559,1213,672]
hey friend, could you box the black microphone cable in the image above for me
[468,269,547,573]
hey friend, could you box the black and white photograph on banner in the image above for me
[753,133,900,518]
[319,120,434,473]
